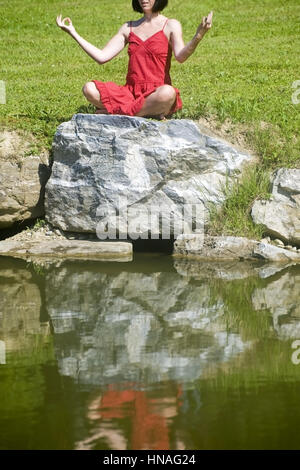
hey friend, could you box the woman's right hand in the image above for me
[196,11,213,38]
[56,14,76,35]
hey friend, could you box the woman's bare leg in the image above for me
[135,85,177,119]
[82,81,108,114]
[82,82,177,118]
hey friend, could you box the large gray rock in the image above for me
[252,168,300,245]
[45,114,253,237]
[0,130,50,228]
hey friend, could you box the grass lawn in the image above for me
[0,0,299,237]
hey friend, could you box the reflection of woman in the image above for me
[76,386,184,450]
[56,1,213,119]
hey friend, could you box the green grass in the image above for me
[208,165,271,238]
[0,0,299,236]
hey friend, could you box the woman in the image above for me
[56,1,213,119]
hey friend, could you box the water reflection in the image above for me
[46,263,252,386]
[75,386,184,450]
[0,257,50,353]
[0,255,300,449]
[252,270,300,339]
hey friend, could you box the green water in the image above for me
[0,253,300,450]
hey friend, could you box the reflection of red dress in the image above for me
[100,390,170,450]
[92,19,183,116]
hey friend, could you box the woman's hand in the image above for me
[56,14,76,36]
[196,11,213,38]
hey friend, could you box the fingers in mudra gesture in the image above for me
[197,11,213,37]
[56,14,76,35]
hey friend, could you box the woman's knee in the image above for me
[82,81,100,101]
[156,85,176,104]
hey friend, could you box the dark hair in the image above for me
[132,0,168,14]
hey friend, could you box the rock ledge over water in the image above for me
[0,237,132,262]
[174,235,300,262]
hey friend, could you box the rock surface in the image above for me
[253,242,300,262]
[0,238,132,262]
[0,220,132,261]
[174,235,258,260]
[173,234,300,262]
[251,168,300,246]
[0,130,50,228]
[45,114,253,237]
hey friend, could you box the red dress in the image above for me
[92,19,183,116]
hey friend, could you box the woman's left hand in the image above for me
[196,11,213,38]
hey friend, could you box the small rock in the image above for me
[274,239,284,246]
[253,242,300,262]
[174,235,257,260]
[261,237,270,244]
[285,245,293,250]
[251,168,300,246]
[45,231,53,236]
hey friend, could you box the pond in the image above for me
[0,253,300,450]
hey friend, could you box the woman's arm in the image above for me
[56,15,128,65]
[169,12,213,64]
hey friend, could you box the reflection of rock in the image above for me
[254,263,294,279]
[173,257,293,280]
[252,270,300,339]
[0,266,50,352]
[47,265,252,386]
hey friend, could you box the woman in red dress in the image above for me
[56,1,213,120]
